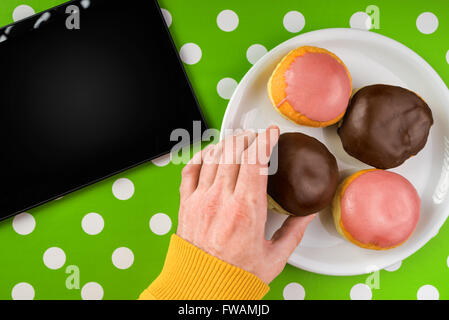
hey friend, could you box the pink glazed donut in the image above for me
[332,169,420,250]
[268,46,352,127]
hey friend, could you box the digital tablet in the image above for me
[0,0,207,220]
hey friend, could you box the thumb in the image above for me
[270,214,316,257]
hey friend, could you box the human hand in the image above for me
[176,126,316,284]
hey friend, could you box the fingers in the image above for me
[197,143,222,190]
[235,125,280,195]
[214,130,257,191]
[270,214,316,257]
[180,125,279,198]
[197,130,257,191]
[179,146,204,200]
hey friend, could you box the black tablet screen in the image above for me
[0,0,206,220]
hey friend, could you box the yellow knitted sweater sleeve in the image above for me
[139,234,270,300]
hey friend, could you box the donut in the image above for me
[267,132,339,216]
[267,46,352,127]
[338,84,433,169]
[332,169,420,250]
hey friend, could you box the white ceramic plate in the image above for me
[220,28,449,276]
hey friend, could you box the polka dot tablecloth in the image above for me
[0,0,448,300]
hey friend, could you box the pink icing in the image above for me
[341,170,420,248]
[283,52,351,122]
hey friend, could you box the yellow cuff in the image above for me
[139,234,269,300]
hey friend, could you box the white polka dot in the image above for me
[12,212,35,235]
[283,282,305,300]
[384,260,402,272]
[247,44,268,65]
[80,0,91,9]
[417,285,439,300]
[12,5,35,22]
[112,247,134,269]
[150,213,172,235]
[151,153,172,167]
[81,282,104,300]
[112,178,135,200]
[417,12,438,34]
[350,283,372,300]
[11,282,34,300]
[217,78,238,100]
[283,11,305,33]
[447,255,449,268]
[43,247,66,270]
[445,50,449,65]
[82,213,104,235]
[161,8,172,28]
[350,11,372,30]
[179,43,202,65]
[217,9,239,32]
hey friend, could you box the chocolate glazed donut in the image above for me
[338,84,433,169]
[268,132,339,216]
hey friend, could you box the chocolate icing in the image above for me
[338,84,433,169]
[268,132,339,216]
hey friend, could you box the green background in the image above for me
[0,0,448,300]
